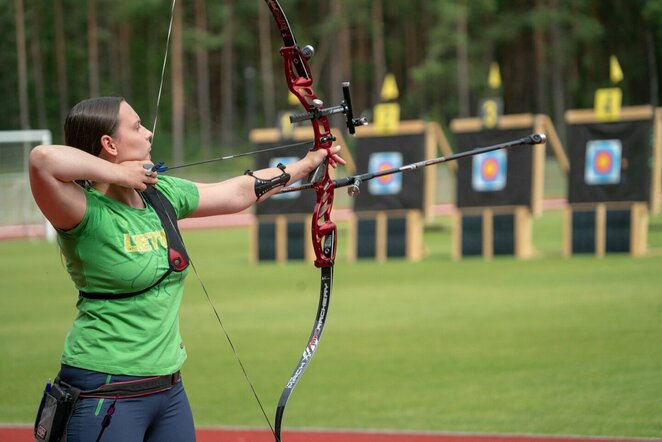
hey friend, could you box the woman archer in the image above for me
[29,96,344,442]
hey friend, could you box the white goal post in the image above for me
[0,130,56,242]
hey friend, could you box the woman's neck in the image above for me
[93,183,145,208]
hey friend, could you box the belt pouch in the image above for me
[34,381,79,442]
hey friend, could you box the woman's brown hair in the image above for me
[64,97,125,157]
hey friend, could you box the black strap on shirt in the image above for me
[79,186,190,300]
[142,186,190,272]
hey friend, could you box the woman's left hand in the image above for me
[305,145,346,172]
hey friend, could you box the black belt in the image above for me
[73,371,181,399]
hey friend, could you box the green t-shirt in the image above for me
[57,176,199,376]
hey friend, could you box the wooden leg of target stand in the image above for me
[630,202,648,257]
[482,208,493,260]
[595,203,606,258]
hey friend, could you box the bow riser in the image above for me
[280,47,335,153]
[313,181,337,268]
[276,28,338,268]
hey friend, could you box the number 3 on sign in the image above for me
[594,88,622,122]
[479,97,502,129]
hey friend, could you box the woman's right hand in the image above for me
[116,161,159,191]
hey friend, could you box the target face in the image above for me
[368,152,403,195]
[584,139,622,185]
[472,150,507,191]
[269,156,300,199]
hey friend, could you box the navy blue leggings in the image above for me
[58,365,196,442]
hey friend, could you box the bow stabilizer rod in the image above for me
[282,133,547,196]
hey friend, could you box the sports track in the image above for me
[1,425,660,442]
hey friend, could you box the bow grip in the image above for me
[309,157,328,184]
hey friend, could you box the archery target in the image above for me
[584,139,622,185]
[269,156,300,200]
[472,150,507,191]
[368,152,403,195]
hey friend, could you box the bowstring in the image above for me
[165,140,313,171]
[152,191,277,437]
[150,0,277,438]
[150,0,175,144]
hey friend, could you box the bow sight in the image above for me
[288,45,368,139]
[289,82,368,136]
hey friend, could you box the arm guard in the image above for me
[244,163,291,199]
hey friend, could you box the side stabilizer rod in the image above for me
[281,133,547,196]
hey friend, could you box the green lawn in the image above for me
[1,209,661,438]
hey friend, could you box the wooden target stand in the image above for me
[450,114,568,260]
[247,126,353,264]
[452,205,533,259]
[347,209,424,262]
[345,120,453,262]
[563,201,649,257]
[563,106,662,257]
[249,213,315,263]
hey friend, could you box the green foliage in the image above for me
[2,1,661,156]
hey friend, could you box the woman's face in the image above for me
[112,101,153,162]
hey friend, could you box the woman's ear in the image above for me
[99,134,118,159]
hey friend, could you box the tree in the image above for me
[257,1,275,128]
[14,0,30,129]
[220,0,235,147]
[29,0,48,129]
[194,0,213,156]
[371,0,386,105]
[171,0,185,165]
[87,0,100,97]
[53,0,69,126]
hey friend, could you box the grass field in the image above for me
[1,209,661,439]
